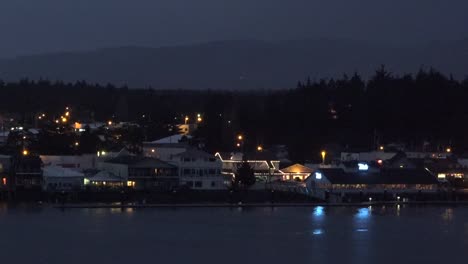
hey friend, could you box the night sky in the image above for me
[1,0,468,57]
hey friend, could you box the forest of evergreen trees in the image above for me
[1,66,468,162]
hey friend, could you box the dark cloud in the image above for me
[1,0,468,57]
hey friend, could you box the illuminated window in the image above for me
[315,172,322,180]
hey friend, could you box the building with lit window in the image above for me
[42,166,85,192]
[98,155,178,190]
[305,167,439,201]
[279,163,313,181]
[84,170,125,189]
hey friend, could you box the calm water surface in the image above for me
[0,204,467,264]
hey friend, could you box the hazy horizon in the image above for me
[2,0,468,58]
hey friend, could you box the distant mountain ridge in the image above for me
[0,39,467,89]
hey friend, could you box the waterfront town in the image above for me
[0,104,467,204]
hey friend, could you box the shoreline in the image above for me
[50,201,468,209]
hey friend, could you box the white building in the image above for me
[43,166,85,191]
[168,149,229,190]
[143,134,191,160]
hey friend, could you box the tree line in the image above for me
[1,66,468,162]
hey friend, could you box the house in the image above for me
[168,149,229,190]
[177,124,198,136]
[143,134,191,160]
[13,154,43,190]
[305,168,439,201]
[280,163,313,181]
[84,170,125,189]
[98,155,178,190]
[42,166,85,192]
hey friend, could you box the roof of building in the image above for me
[172,148,215,159]
[105,155,176,168]
[146,134,192,144]
[88,170,123,182]
[316,168,438,185]
[280,163,314,174]
[43,166,84,178]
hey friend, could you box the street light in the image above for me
[257,145,263,152]
[184,116,189,124]
[446,148,451,153]
[238,135,243,141]
[379,146,384,151]
[321,151,326,164]
[22,149,29,156]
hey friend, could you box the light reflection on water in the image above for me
[0,204,467,264]
[355,207,371,220]
[312,229,324,235]
[313,206,325,219]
